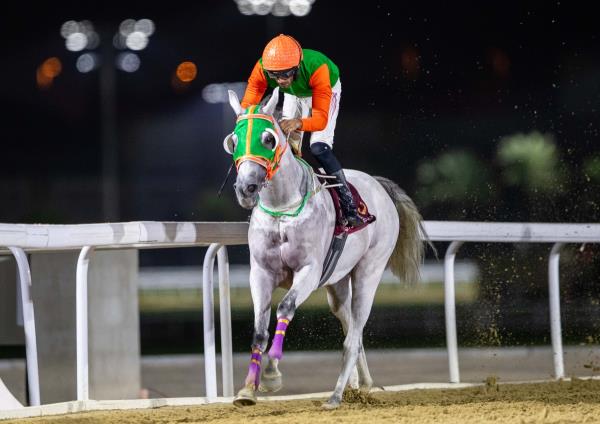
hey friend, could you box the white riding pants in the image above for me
[281,80,341,148]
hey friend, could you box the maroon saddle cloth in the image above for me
[326,182,376,236]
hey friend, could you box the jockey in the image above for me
[241,34,362,228]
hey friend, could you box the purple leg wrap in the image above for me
[268,318,290,360]
[244,349,262,388]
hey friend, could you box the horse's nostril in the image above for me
[247,184,257,193]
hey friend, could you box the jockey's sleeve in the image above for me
[241,61,268,109]
[301,63,332,132]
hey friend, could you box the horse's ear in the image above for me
[228,90,243,116]
[262,87,279,115]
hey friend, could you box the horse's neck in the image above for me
[259,146,306,210]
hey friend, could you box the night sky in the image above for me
[0,1,598,225]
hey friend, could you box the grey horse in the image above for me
[224,88,426,409]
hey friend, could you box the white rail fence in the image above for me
[1,220,599,409]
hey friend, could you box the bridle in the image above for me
[234,108,289,181]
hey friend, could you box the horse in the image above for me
[223,87,426,409]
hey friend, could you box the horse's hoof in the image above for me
[322,394,341,410]
[359,384,373,393]
[233,385,257,407]
[321,400,340,410]
[259,365,283,393]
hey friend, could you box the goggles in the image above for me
[266,67,297,80]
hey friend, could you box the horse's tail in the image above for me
[374,176,431,284]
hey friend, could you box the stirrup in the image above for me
[316,169,341,188]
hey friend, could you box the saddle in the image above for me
[316,170,376,286]
[326,182,376,236]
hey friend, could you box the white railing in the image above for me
[1,220,600,408]
[426,221,600,383]
[0,221,247,407]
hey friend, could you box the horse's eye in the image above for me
[261,131,276,150]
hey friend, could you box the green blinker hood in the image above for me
[232,105,277,165]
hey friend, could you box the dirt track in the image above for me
[4,379,600,424]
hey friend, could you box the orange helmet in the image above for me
[262,34,303,71]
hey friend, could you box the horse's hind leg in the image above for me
[323,260,385,409]
[356,335,373,390]
[326,276,373,391]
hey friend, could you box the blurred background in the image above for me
[1,0,600,360]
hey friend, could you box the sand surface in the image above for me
[4,379,600,423]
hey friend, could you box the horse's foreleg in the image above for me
[234,311,270,406]
[258,316,286,393]
[261,264,320,391]
[268,264,319,360]
[234,270,274,407]
[243,317,269,389]
[259,298,294,393]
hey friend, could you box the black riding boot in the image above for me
[310,142,363,228]
[331,169,363,228]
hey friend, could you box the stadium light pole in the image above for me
[60,19,155,221]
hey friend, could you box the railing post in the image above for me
[217,246,234,397]
[8,247,40,406]
[76,246,95,401]
[548,242,565,379]
[202,243,221,400]
[444,240,463,383]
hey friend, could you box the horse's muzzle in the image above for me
[234,160,266,210]
[234,183,259,209]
